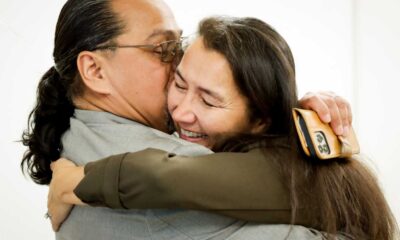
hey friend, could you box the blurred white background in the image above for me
[0,0,399,239]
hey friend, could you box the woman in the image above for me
[49,16,398,239]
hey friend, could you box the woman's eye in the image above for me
[202,99,216,108]
[175,82,186,90]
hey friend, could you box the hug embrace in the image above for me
[22,0,398,239]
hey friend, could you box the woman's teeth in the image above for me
[181,129,207,138]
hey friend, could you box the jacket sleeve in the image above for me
[74,148,294,223]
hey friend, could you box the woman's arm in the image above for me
[49,146,295,230]
[52,91,351,207]
[75,148,292,212]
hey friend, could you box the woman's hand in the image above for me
[47,191,74,232]
[298,91,352,136]
[47,158,85,231]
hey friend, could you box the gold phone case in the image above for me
[293,108,360,159]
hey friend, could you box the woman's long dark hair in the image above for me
[199,17,398,239]
[21,0,124,185]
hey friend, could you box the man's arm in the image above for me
[298,91,352,136]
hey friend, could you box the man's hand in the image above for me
[299,91,352,136]
[47,158,85,231]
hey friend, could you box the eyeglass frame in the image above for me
[91,38,186,63]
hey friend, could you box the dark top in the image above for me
[74,140,312,225]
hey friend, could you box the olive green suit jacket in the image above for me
[75,143,311,225]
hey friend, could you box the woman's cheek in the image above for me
[167,83,179,112]
[167,81,176,111]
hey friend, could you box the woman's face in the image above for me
[167,37,262,149]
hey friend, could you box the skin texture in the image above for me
[48,161,84,231]
[74,0,182,132]
[168,37,264,149]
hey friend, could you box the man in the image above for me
[43,0,351,239]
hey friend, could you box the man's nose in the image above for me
[171,97,196,124]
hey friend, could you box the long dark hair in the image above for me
[21,0,124,185]
[198,16,398,239]
[200,17,297,137]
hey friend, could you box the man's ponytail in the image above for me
[21,0,124,185]
[21,67,74,185]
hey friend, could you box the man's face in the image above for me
[104,0,181,131]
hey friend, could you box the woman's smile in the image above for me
[178,128,209,145]
[168,37,257,149]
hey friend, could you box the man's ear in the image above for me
[76,51,111,95]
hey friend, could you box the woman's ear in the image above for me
[250,118,270,134]
[76,51,111,95]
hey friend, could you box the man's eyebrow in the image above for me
[176,69,224,102]
[146,29,183,40]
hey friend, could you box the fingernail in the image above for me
[336,126,344,135]
[322,114,331,123]
[343,126,349,136]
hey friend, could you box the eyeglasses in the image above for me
[92,39,184,63]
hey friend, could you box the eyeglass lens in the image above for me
[160,41,183,63]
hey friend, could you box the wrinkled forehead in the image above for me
[112,0,181,42]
